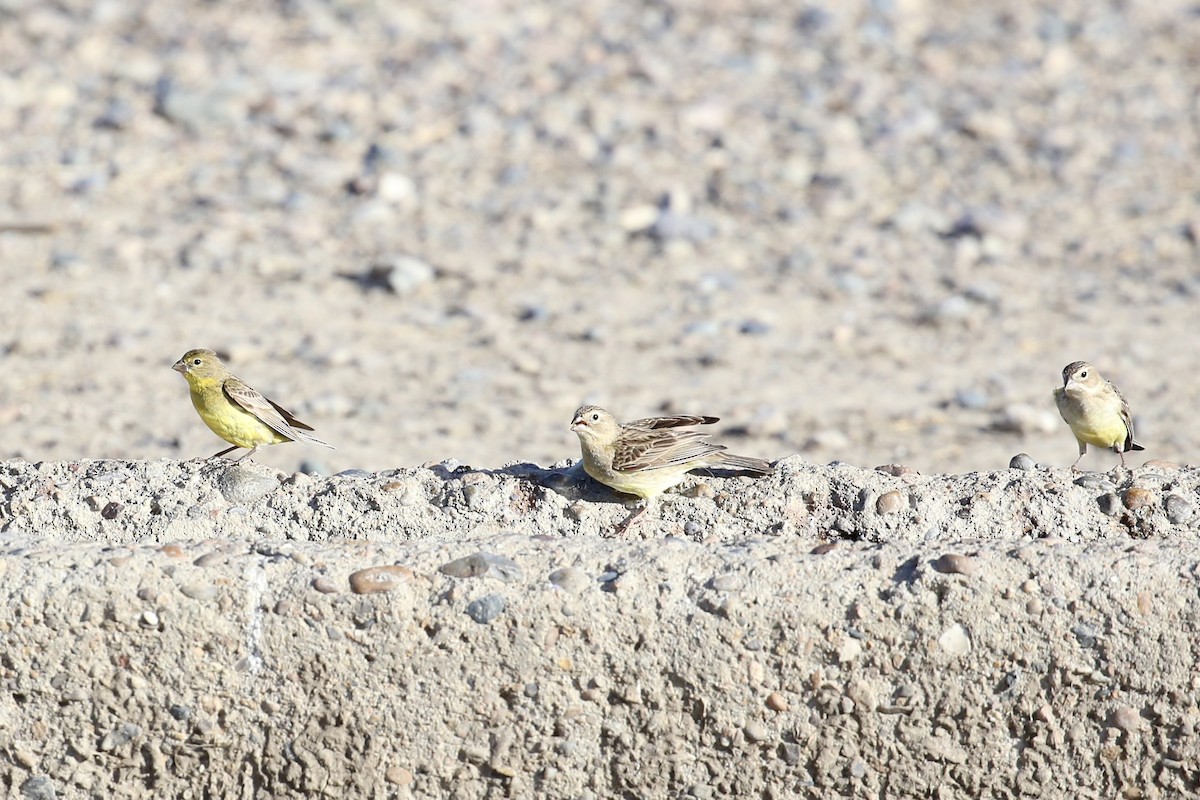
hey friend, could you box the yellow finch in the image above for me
[172,348,332,460]
[1053,360,1143,470]
[570,405,772,532]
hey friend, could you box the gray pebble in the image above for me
[955,388,990,410]
[1008,453,1037,471]
[1072,623,1099,649]
[439,552,523,583]
[743,721,769,743]
[1097,493,1123,517]
[1075,473,1115,491]
[179,582,218,601]
[779,742,802,766]
[710,574,743,592]
[1166,494,1193,524]
[20,776,56,800]
[218,465,279,504]
[334,469,373,479]
[169,705,191,721]
[548,567,589,596]
[312,576,339,594]
[1109,706,1142,732]
[684,520,704,537]
[466,594,506,624]
[876,491,906,515]
[99,722,142,751]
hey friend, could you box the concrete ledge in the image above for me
[0,459,1197,797]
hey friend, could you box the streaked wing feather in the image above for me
[267,397,315,431]
[624,415,719,430]
[613,429,725,471]
[223,378,300,442]
[1115,384,1137,450]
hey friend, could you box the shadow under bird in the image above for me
[1053,360,1143,471]
[570,405,773,533]
[172,348,333,460]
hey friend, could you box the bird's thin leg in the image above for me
[613,500,650,535]
[1070,442,1086,472]
[210,444,240,459]
[234,445,260,462]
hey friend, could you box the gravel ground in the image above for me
[2,0,1199,796]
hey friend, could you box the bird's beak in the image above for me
[570,416,585,431]
[172,360,186,374]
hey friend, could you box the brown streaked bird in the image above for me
[172,348,333,460]
[1053,360,1143,471]
[570,405,772,532]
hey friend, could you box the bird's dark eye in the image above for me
[1080,370,1088,378]
[192,358,202,366]
[591,413,599,421]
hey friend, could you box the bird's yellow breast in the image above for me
[187,377,286,449]
[1056,390,1127,449]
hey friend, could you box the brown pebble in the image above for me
[385,765,413,786]
[875,464,917,476]
[349,565,416,594]
[765,692,789,712]
[1122,487,1155,510]
[1141,459,1180,471]
[159,543,185,559]
[381,481,405,491]
[811,542,837,555]
[685,482,715,499]
[1136,592,1152,616]
[312,576,339,594]
[1034,704,1054,724]
[1109,706,1141,732]
[193,552,225,568]
[101,501,122,520]
[876,490,906,515]
[931,553,976,577]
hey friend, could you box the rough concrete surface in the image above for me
[4,0,1200,796]
[3,458,1200,798]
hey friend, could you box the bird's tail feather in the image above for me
[295,429,335,449]
[711,453,772,475]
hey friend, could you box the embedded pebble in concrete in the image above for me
[178,582,218,601]
[1123,487,1155,511]
[1008,453,1037,471]
[548,567,589,596]
[1110,706,1143,732]
[438,552,524,582]
[20,776,57,800]
[466,594,507,624]
[349,566,416,594]
[1166,494,1193,524]
[218,465,281,505]
[938,624,971,656]
[876,491,906,515]
[311,576,339,594]
[931,554,977,577]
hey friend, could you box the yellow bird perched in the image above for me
[172,348,332,460]
[1053,360,1143,471]
[570,405,772,533]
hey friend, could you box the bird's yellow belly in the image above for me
[582,457,690,499]
[1071,417,1127,449]
[191,389,285,449]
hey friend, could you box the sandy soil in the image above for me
[1,0,1198,476]
[2,0,1199,797]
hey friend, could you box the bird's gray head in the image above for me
[570,405,619,439]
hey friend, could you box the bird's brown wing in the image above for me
[624,415,719,430]
[613,428,726,472]
[1114,384,1143,451]
[223,377,302,441]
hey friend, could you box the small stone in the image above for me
[938,624,971,656]
[779,742,802,766]
[1142,459,1181,471]
[193,552,225,568]
[839,637,863,663]
[765,692,788,712]
[876,491,906,515]
[619,204,659,232]
[14,749,36,768]
[954,388,990,410]
[159,543,185,558]
[1008,453,1037,471]
[1034,704,1054,724]
[99,722,142,751]
[1072,623,1099,649]
[875,464,917,477]
[548,567,589,596]
[311,576,339,594]
[931,553,976,577]
[1110,706,1142,732]
[743,721,769,743]
[1097,493,1123,517]
[1166,494,1194,524]
[169,705,191,721]
[20,776,56,800]
[466,594,506,624]
[101,501,122,520]
[139,610,159,629]
[349,566,416,594]
[1122,487,1155,510]
[438,552,523,582]
[385,766,413,786]
[710,575,742,592]
[178,582,218,601]
[218,465,279,504]
[685,482,715,499]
